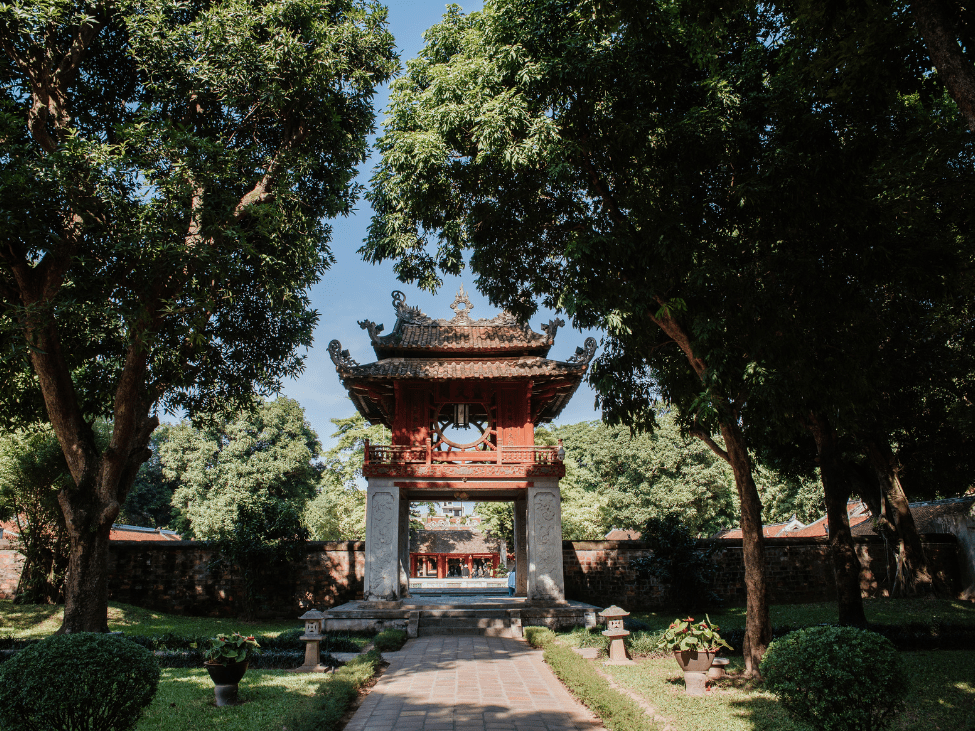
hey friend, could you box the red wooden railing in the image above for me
[363,440,563,466]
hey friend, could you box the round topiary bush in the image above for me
[761,625,908,731]
[0,632,160,731]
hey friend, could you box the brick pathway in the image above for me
[345,636,605,731]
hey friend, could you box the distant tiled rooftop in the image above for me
[110,524,182,541]
[852,495,975,536]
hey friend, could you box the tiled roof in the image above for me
[852,495,975,536]
[339,356,585,380]
[0,520,20,540]
[110,524,182,541]
[789,512,872,538]
[605,529,642,540]
[358,288,558,357]
[388,324,551,352]
[411,528,502,554]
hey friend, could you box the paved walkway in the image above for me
[345,636,605,731]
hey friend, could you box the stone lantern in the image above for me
[599,605,635,665]
[289,609,329,673]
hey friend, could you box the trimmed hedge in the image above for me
[0,633,160,731]
[762,626,908,731]
[0,630,367,668]
[373,629,408,652]
[286,650,384,731]
[526,628,659,731]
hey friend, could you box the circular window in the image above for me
[431,403,494,450]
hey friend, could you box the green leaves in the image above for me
[655,615,732,653]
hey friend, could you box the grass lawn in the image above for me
[135,668,335,731]
[0,600,299,639]
[604,650,975,731]
[632,596,975,631]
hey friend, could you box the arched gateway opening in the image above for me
[329,288,595,604]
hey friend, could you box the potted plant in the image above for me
[655,615,732,696]
[203,632,260,706]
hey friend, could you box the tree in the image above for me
[303,413,386,540]
[119,427,176,529]
[364,0,972,668]
[0,426,75,603]
[166,397,321,539]
[0,0,396,631]
[365,0,779,673]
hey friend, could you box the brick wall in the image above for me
[563,534,962,610]
[0,540,24,599]
[1,535,962,615]
[106,541,365,618]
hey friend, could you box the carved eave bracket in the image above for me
[540,317,566,343]
[358,319,385,344]
[328,339,359,370]
[567,337,598,366]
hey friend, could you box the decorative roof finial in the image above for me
[567,337,598,366]
[450,286,475,324]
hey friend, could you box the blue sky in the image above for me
[280,0,602,449]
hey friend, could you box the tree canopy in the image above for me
[0,0,397,631]
[364,0,974,670]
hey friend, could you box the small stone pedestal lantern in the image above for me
[599,605,635,666]
[289,609,329,673]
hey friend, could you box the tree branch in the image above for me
[689,428,731,464]
[911,0,975,132]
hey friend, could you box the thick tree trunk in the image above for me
[864,437,934,596]
[911,0,975,132]
[719,419,771,678]
[58,506,114,633]
[808,412,867,626]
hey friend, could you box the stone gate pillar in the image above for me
[364,479,404,601]
[527,479,565,602]
[398,494,411,598]
[513,498,528,596]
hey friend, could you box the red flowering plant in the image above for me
[203,632,261,665]
[654,615,732,653]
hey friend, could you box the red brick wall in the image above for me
[0,540,24,599]
[563,535,962,610]
[106,541,365,618]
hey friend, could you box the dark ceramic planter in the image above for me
[205,661,248,706]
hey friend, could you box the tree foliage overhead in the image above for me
[0,0,396,631]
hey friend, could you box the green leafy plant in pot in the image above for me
[202,633,260,706]
[655,615,732,696]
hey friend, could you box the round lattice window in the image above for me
[431,402,495,450]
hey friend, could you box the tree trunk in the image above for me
[648,306,771,676]
[808,412,867,626]
[58,496,115,633]
[719,419,771,677]
[864,437,934,596]
[911,0,975,132]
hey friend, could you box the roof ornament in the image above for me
[567,337,598,366]
[391,290,433,325]
[327,339,359,369]
[358,319,384,344]
[449,285,475,324]
[540,317,565,342]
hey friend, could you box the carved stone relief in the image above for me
[369,491,396,597]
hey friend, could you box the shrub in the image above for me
[630,514,720,612]
[286,650,383,731]
[0,633,160,731]
[373,629,408,652]
[761,625,908,731]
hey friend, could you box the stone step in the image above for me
[418,617,510,629]
[418,626,518,638]
[418,609,510,619]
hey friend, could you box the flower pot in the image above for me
[205,661,248,706]
[673,650,717,697]
[673,649,717,673]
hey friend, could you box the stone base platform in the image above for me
[324,595,601,637]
